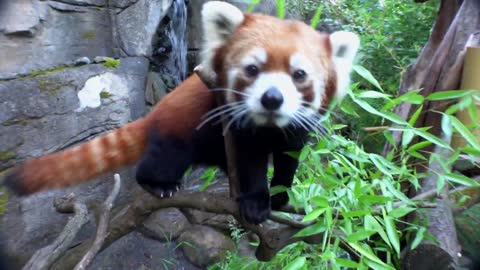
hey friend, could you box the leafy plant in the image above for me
[209,1,480,269]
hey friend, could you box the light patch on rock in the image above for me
[76,73,128,112]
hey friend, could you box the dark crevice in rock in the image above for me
[48,0,106,8]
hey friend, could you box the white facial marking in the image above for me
[226,48,268,103]
[289,53,324,110]
[245,72,302,127]
[241,47,267,66]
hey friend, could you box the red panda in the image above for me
[3,1,359,224]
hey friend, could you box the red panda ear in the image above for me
[329,31,360,99]
[200,1,245,71]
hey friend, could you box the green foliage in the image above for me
[210,69,480,270]
[286,0,438,93]
[210,1,479,269]
[81,30,96,40]
[103,57,121,69]
[99,90,112,99]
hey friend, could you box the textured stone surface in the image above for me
[0,57,148,169]
[0,57,148,268]
[0,2,116,78]
[140,208,190,241]
[145,71,169,106]
[116,0,173,56]
[0,0,48,36]
[90,230,200,270]
[179,225,235,267]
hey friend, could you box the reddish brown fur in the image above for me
[212,14,336,113]
[5,74,213,195]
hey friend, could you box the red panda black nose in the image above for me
[261,87,284,111]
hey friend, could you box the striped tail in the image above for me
[3,119,149,195]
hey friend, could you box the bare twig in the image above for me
[23,195,89,270]
[74,174,122,270]
[364,126,391,132]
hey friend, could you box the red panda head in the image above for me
[200,1,359,129]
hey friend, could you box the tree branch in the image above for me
[74,174,122,270]
[22,194,89,270]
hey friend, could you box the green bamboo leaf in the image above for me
[388,206,416,219]
[246,0,261,12]
[310,6,323,28]
[408,105,423,126]
[343,210,371,217]
[384,214,400,256]
[449,115,480,149]
[461,147,480,156]
[303,207,326,222]
[441,114,452,137]
[276,0,285,18]
[357,90,391,99]
[411,227,426,250]
[445,173,480,187]
[310,196,329,208]
[426,90,476,101]
[353,98,407,125]
[285,256,306,270]
[407,141,432,152]
[336,258,360,268]
[384,90,422,110]
[346,230,376,242]
[353,65,384,91]
[347,242,393,269]
[294,221,326,237]
[365,215,391,249]
[411,128,452,150]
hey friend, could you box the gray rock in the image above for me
[93,56,109,63]
[74,56,91,66]
[116,0,173,56]
[111,0,141,9]
[0,57,148,168]
[0,0,48,37]
[145,72,169,105]
[0,3,115,78]
[89,231,200,270]
[182,209,234,232]
[47,1,91,13]
[0,57,148,267]
[140,208,190,241]
[53,0,106,7]
[178,225,235,267]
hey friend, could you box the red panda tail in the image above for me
[4,119,149,195]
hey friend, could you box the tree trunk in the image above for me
[382,0,480,268]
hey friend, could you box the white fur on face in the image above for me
[289,52,324,111]
[226,48,267,103]
[245,72,302,127]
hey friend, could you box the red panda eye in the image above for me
[293,69,307,82]
[244,64,260,77]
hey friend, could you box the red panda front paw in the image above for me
[138,182,181,198]
[238,191,271,224]
[271,192,289,210]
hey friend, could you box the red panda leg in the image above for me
[270,151,299,210]
[234,135,271,225]
[136,133,193,197]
